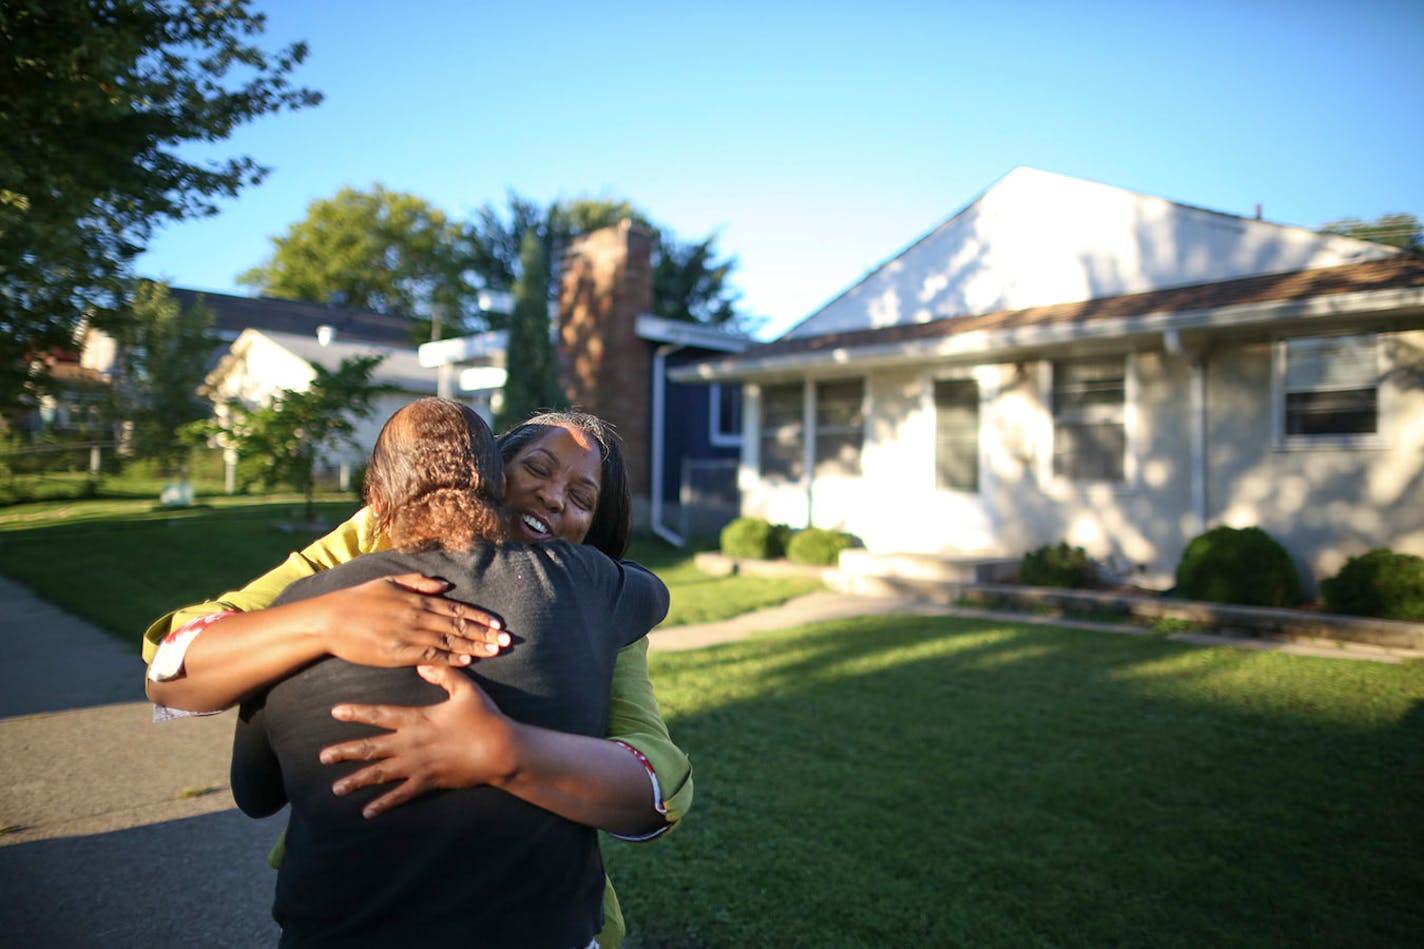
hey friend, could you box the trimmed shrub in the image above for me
[1320,548,1424,621]
[1174,526,1301,607]
[1019,542,1097,588]
[720,517,791,560]
[786,527,855,566]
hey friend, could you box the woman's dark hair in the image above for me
[365,398,506,552]
[497,410,632,559]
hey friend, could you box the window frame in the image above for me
[812,377,866,478]
[1271,332,1387,451]
[707,382,743,448]
[928,370,982,494]
[1044,355,1133,486]
[757,380,806,482]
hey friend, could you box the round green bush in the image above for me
[719,517,791,560]
[1174,526,1301,607]
[1018,542,1097,588]
[786,527,855,566]
[1319,548,1424,621]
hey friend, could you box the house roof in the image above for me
[784,167,1400,341]
[215,329,441,396]
[171,288,418,348]
[674,256,1424,381]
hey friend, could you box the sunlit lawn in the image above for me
[608,615,1424,947]
[0,497,819,649]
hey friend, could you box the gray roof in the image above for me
[172,288,418,347]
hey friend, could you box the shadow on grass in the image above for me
[611,616,1424,948]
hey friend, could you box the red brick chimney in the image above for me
[557,220,654,495]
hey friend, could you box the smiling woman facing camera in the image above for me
[143,407,691,948]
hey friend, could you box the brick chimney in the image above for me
[557,220,655,496]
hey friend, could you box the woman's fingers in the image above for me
[320,576,510,667]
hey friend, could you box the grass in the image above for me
[0,498,821,650]
[606,615,1424,948]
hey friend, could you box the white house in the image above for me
[202,325,464,488]
[674,168,1424,593]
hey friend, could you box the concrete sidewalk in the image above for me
[0,576,1415,948]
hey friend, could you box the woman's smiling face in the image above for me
[503,424,602,545]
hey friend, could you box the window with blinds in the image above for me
[1283,335,1378,437]
[934,378,979,492]
[813,379,864,477]
[1052,358,1125,482]
[759,382,804,480]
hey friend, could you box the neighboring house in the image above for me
[203,325,459,486]
[674,168,1424,593]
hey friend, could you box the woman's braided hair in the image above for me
[364,398,506,552]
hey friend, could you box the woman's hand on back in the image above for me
[321,664,516,818]
[316,574,508,669]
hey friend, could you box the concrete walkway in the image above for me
[1,578,1416,948]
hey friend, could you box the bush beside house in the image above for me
[1174,526,1301,608]
[1320,548,1424,621]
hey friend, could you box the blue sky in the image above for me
[137,0,1424,339]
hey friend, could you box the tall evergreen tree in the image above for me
[496,231,562,430]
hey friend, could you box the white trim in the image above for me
[650,344,685,547]
[634,313,750,352]
[671,285,1424,383]
[707,382,743,448]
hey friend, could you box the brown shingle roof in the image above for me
[747,256,1424,361]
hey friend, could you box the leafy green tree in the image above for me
[190,355,389,520]
[238,185,475,341]
[106,281,216,476]
[653,231,743,326]
[496,231,562,430]
[0,0,321,410]
[1321,213,1422,252]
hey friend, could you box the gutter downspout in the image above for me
[650,343,686,547]
[1165,329,1207,536]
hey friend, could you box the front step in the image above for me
[834,549,1019,584]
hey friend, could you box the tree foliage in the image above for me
[0,0,321,409]
[106,280,216,475]
[190,355,389,520]
[495,231,561,430]
[1320,213,1422,252]
[238,185,474,341]
[466,192,745,329]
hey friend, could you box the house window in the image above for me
[1281,334,1379,439]
[759,382,804,480]
[1052,358,1125,482]
[935,378,979,492]
[814,379,864,477]
[708,382,742,447]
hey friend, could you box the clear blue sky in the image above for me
[137,0,1424,339]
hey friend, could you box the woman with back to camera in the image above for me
[143,408,691,947]
[231,397,667,946]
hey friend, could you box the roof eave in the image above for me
[670,285,1424,383]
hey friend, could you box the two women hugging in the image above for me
[143,399,690,948]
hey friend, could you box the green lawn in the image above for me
[608,616,1424,947]
[0,498,819,649]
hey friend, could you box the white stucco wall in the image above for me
[737,329,1424,593]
